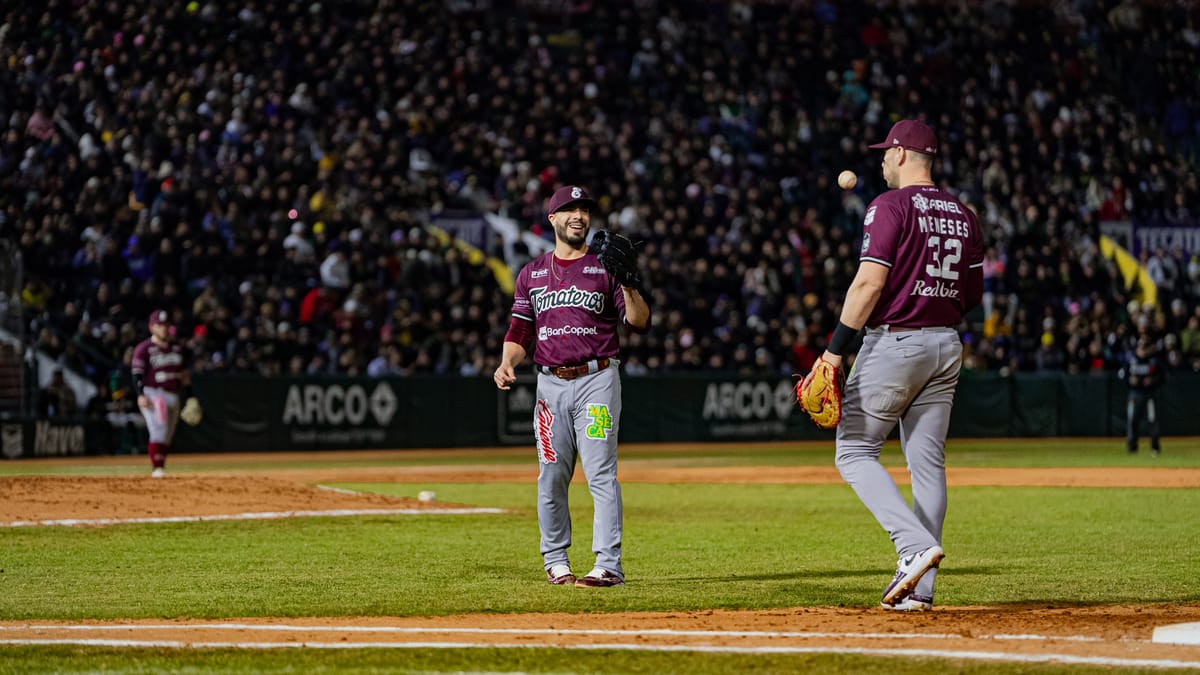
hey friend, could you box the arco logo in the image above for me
[282,382,398,426]
[701,381,795,420]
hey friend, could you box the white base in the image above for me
[1152,622,1200,645]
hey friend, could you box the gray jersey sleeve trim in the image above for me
[513,311,533,321]
[860,256,893,268]
[968,262,984,268]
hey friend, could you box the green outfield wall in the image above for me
[3,371,1195,458]
[172,371,1200,452]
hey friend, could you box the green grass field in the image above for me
[1,438,1198,673]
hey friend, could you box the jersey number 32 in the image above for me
[924,236,962,281]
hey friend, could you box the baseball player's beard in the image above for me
[555,222,588,249]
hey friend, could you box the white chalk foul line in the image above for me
[0,508,505,528]
[3,624,1111,643]
[314,485,364,496]
[990,633,1110,643]
[1,638,1198,669]
[8,624,960,639]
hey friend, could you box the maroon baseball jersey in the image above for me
[512,252,631,367]
[860,185,984,327]
[131,338,188,392]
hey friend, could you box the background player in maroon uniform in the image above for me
[131,309,193,477]
[494,185,650,588]
[817,120,984,610]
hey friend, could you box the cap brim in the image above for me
[867,141,893,149]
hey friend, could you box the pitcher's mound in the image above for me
[0,476,482,526]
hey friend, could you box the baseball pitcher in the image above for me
[131,309,201,477]
[493,185,650,588]
[802,120,983,610]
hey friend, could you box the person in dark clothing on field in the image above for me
[1121,336,1165,455]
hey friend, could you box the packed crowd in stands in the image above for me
[3,0,1200,414]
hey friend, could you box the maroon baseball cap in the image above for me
[868,119,939,155]
[547,185,598,214]
[148,309,171,327]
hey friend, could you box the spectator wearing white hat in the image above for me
[283,222,316,264]
[319,247,351,290]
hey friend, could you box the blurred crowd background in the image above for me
[2,0,1199,416]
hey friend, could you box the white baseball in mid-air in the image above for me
[838,170,857,190]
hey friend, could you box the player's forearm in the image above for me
[622,287,650,330]
[501,341,527,368]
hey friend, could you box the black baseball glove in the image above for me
[591,229,641,288]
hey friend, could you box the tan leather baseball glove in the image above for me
[796,356,844,429]
[180,397,203,426]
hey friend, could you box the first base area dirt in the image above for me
[2,450,1199,665]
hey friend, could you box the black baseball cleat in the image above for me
[574,568,624,588]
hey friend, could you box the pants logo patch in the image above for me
[585,404,613,440]
[535,399,556,463]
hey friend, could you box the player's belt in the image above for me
[542,358,611,380]
[867,325,955,334]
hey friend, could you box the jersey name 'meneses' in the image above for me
[131,338,187,392]
[512,251,629,367]
[860,186,985,328]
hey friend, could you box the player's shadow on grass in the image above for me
[665,565,1005,583]
[930,565,1005,576]
[666,569,883,582]
[773,564,1008,582]
[799,568,895,580]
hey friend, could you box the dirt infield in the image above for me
[4,462,1200,524]
[2,457,1199,665]
[3,605,1200,665]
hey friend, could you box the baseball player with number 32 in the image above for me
[799,120,983,611]
[494,185,650,589]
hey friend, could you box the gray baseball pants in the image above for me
[835,327,961,599]
[140,386,181,444]
[535,365,623,579]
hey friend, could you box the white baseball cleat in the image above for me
[574,567,624,588]
[151,468,166,478]
[882,592,933,611]
[546,564,575,585]
[881,545,943,605]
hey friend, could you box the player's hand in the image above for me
[493,363,517,390]
[796,354,845,430]
[137,395,150,410]
[820,351,843,369]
